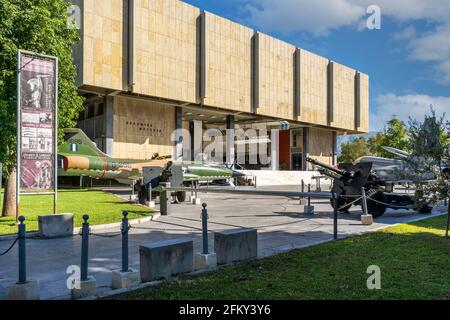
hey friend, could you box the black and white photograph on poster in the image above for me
[39,112,52,124]
[20,72,54,111]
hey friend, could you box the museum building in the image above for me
[71,0,369,170]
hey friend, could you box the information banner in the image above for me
[17,51,58,192]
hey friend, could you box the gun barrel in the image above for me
[306,157,346,176]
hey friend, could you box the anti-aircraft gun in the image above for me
[306,157,431,218]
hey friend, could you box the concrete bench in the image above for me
[38,214,74,238]
[214,228,257,265]
[139,239,193,282]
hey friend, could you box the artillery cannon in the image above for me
[306,157,431,218]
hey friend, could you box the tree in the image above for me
[367,117,410,158]
[338,137,371,164]
[405,110,449,236]
[0,0,84,216]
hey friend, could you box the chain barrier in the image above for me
[0,237,19,256]
[337,196,363,211]
[88,225,131,238]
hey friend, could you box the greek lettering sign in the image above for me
[17,51,58,191]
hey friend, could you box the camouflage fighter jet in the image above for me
[58,128,244,202]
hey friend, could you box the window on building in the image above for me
[87,104,95,118]
[96,103,104,116]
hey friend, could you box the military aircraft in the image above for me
[58,128,244,203]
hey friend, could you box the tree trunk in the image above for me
[2,167,17,217]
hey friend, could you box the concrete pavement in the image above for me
[0,185,445,299]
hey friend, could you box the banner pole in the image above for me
[16,50,22,223]
[53,57,59,215]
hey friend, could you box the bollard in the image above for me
[307,184,311,206]
[201,203,209,255]
[18,216,27,284]
[361,187,368,215]
[122,211,129,272]
[160,182,171,215]
[332,193,338,240]
[360,188,374,225]
[304,184,314,215]
[0,216,40,300]
[194,203,217,270]
[80,214,90,282]
[299,179,307,205]
[111,210,139,290]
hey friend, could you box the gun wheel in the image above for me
[366,190,387,218]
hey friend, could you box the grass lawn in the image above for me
[116,214,450,300]
[0,189,153,235]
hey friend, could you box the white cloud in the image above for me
[241,0,450,83]
[243,0,365,36]
[371,93,450,131]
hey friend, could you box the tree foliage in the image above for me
[367,117,410,158]
[338,137,371,164]
[406,110,450,206]
[0,0,84,177]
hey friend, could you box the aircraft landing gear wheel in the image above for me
[366,190,387,218]
[176,191,186,203]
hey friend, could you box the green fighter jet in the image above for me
[59,128,244,203]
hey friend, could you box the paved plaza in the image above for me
[0,186,445,299]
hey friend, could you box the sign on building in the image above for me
[16,50,58,215]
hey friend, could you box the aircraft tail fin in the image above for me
[59,128,111,159]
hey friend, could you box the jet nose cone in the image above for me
[231,170,245,178]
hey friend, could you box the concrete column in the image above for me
[199,12,208,101]
[294,48,302,117]
[127,0,136,91]
[226,115,235,166]
[105,96,114,157]
[332,131,337,166]
[190,120,203,162]
[302,127,309,171]
[252,32,260,111]
[174,106,183,161]
[271,129,279,171]
[327,61,335,126]
[355,72,361,131]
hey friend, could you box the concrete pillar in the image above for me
[302,127,309,171]
[174,106,183,162]
[226,115,235,166]
[190,120,202,162]
[271,129,279,171]
[332,131,337,166]
[105,96,114,157]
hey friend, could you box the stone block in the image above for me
[111,269,140,289]
[0,279,40,300]
[361,214,374,225]
[299,198,307,205]
[38,214,74,238]
[140,239,193,282]
[214,229,257,265]
[194,253,217,270]
[71,276,96,300]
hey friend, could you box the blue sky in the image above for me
[184,0,450,132]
